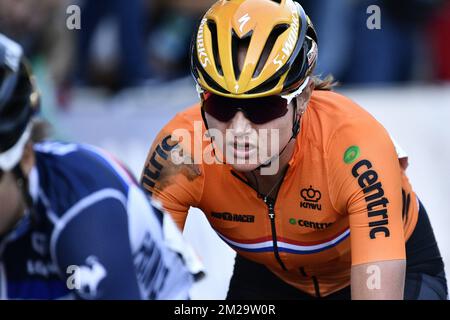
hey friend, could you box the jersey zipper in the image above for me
[230,170,288,271]
[231,170,323,296]
[299,267,321,297]
[263,196,287,271]
[312,276,321,298]
[299,267,308,277]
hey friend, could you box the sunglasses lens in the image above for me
[202,93,289,124]
[243,96,289,124]
[202,94,236,122]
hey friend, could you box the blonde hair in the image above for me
[312,74,338,91]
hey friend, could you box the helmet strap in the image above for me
[291,98,301,139]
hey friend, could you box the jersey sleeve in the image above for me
[52,195,143,299]
[326,115,406,266]
[140,109,205,230]
[52,187,203,300]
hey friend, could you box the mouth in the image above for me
[230,142,256,159]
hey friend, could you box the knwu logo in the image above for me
[300,186,322,211]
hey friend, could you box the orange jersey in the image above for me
[141,90,419,297]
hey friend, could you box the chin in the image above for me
[229,162,262,172]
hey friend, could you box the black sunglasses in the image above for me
[201,92,292,124]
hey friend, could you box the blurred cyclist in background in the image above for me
[0,33,203,300]
[141,0,447,300]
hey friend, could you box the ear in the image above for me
[308,79,314,93]
[303,79,314,101]
[293,78,315,115]
[20,142,35,176]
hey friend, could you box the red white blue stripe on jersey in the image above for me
[81,144,136,187]
[216,228,350,254]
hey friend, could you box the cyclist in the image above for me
[141,0,447,299]
[0,33,203,300]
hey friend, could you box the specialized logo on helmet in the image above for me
[197,18,211,68]
[273,1,299,71]
[238,13,251,33]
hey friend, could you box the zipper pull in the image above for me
[264,197,275,220]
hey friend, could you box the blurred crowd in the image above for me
[0,0,449,100]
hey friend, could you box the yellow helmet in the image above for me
[191,0,318,99]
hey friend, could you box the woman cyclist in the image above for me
[141,0,447,299]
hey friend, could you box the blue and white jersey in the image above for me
[0,141,204,300]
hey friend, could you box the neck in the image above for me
[244,138,297,198]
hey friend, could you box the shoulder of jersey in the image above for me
[173,104,203,125]
[305,90,380,145]
[309,90,374,121]
[164,104,206,145]
[34,141,134,217]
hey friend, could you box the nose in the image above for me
[229,111,252,135]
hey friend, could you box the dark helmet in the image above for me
[0,34,40,171]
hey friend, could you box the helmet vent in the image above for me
[231,29,252,81]
[253,23,289,78]
[246,73,280,95]
[198,68,230,94]
[283,43,307,91]
[207,20,223,76]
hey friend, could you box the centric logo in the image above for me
[344,146,360,164]
[288,218,333,230]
